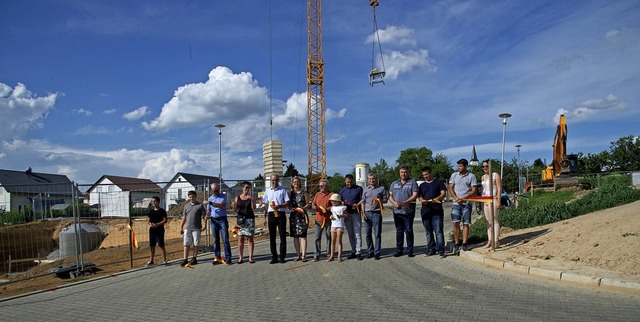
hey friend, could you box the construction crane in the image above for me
[306,0,326,193]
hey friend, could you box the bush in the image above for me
[0,211,28,225]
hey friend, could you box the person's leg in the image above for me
[293,237,301,259]
[345,213,356,256]
[451,204,462,248]
[393,213,404,254]
[433,213,445,255]
[406,214,415,255]
[354,214,362,256]
[268,213,278,260]
[483,202,492,247]
[221,217,232,262]
[422,213,435,253]
[148,229,157,263]
[493,204,501,246]
[314,221,322,259]
[325,222,332,255]
[337,229,343,261]
[328,230,336,261]
[364,212,373,256]
[192,230,201,261]
[212,219,221,259]
[300,237,307,259]
[238,236,245,262]
[149,246,156,263]
[462,204,472,246]
[158,229,167,262]
[248,236,255,261]
[372,212,382,257]
[277,213,287,261]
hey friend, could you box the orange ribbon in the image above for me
[462,196,494,203]
[231,225,241,238]
[293,208,309,225]
[127,222,139,249]
[373,198,384,217]
[422,199,442,204]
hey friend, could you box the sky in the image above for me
[1,0,639,185]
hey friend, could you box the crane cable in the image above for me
[269,0,273,141]
[371,4,386,73]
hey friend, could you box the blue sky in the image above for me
[1,0,639,184]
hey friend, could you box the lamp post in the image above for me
[215,124,225,186]
[498,113,512,179]
[515,144,522,195]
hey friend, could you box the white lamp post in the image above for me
[498,113,512,179]
[215,124,225,186]
[515,144,522,194]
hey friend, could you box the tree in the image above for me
[254,173,264,181]
[395,147,454,181]
[533,158,546,168]
[284,163,300,177]
[370,158,395,189]
[327,173,345,192]
[609,135,640,171]
[578,151,610,174]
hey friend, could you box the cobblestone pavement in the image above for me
[1,216,639,321]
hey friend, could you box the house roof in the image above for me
[0,168,76,195]
[168,172,229,190]
[89,175,163,193]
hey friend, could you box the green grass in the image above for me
[468,181,640,243]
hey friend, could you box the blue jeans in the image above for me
[314,220,331,257]
[344,210,362,255]
[364,211,382,256]
[211,217,231,261]
[421,211,444,253]
[393,212,414,253]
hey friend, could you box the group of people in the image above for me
[144,158,503,266]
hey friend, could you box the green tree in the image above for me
[395,147,454,181]
[254,173,264,181]
[327,173,345,193]
[370,158,394,188]
[609,135,640,171]
[578,151,610,174]
[283,163,300,177]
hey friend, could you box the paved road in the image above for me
[1,215,638,321]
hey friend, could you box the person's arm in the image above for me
[388,190,399,208]
[157,210,167,227]
[201,206,207,232]
[494,173,503,206]
[180,214,186,235]
[448,183,460,203]
[232,196,239,213]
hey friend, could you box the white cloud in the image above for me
[74,125,111,135]
[366,26,417,47]
[554,95,626,123]
[605,28,639,48]
[138,149,198,182]
[103,108,117,114]
[74,108,93,116]
[0,83,58,141]
[142,66,269,132]
[326,108,347,121]
[382,49,437,79]
[123,106,150,121]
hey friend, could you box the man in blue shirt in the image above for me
[262,174,290,264]
[418,166,447,258]
[339,174,364,260]
[388,166,419,257]
[207,182,232,264]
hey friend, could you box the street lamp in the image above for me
[515,144,522,194]
[214,124,225,186]
[498,113,512,179]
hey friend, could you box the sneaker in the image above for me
[189,257,198,265]
[160,261,168,266]
[462,244,469,251]
[357,254,364,261]
[454,244,461,256]
[270,258,278,264]
[222,259,231,265]
[393,251,403,257]
[279,258,286,264]
[426,250,436,256]
[347,253,357,260]
[180,259,188,267]
[408,252,415,258]
[368,253,374,259]
[374,254,381,260]
[439,252,446,258]
[144,261,154,267]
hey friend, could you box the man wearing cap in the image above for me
[263,174,290,264]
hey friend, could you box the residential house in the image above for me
[164,172,227,210]
[0,168,79,219]
[86,175,162,217]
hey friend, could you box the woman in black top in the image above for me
[233,181,256,264]
[289,176,310,262]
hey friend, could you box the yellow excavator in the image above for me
[541,114,579,190]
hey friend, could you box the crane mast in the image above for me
[307,0,326,193]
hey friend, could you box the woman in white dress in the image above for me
[481,160,502,248]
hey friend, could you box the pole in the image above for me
[498,113,511,179]
[489,162,495,252]
[215,124,225,187]
[515,144,522,195]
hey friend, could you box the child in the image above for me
[180,191,207,267]
[328,193,347,262]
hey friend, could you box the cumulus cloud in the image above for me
[554,95,625,123]
[326,108,347,121]
[366,26,417,47]
[74,108,93,116]
[139,149,198,181]
[123,106,150,121]
[0,82,58,140]
[382,49,437,79]
[142,66,269,132]
[103,108,117,114]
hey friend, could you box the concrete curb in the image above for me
[459,250,640,293]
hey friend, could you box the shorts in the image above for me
[149,227,165,248]
[451,203,472,225]
[183,229,201,246]
[330,227,344,233]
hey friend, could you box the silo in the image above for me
[355,163,370,188]
[58,224,103,258]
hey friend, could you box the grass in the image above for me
[469,181,640,243]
